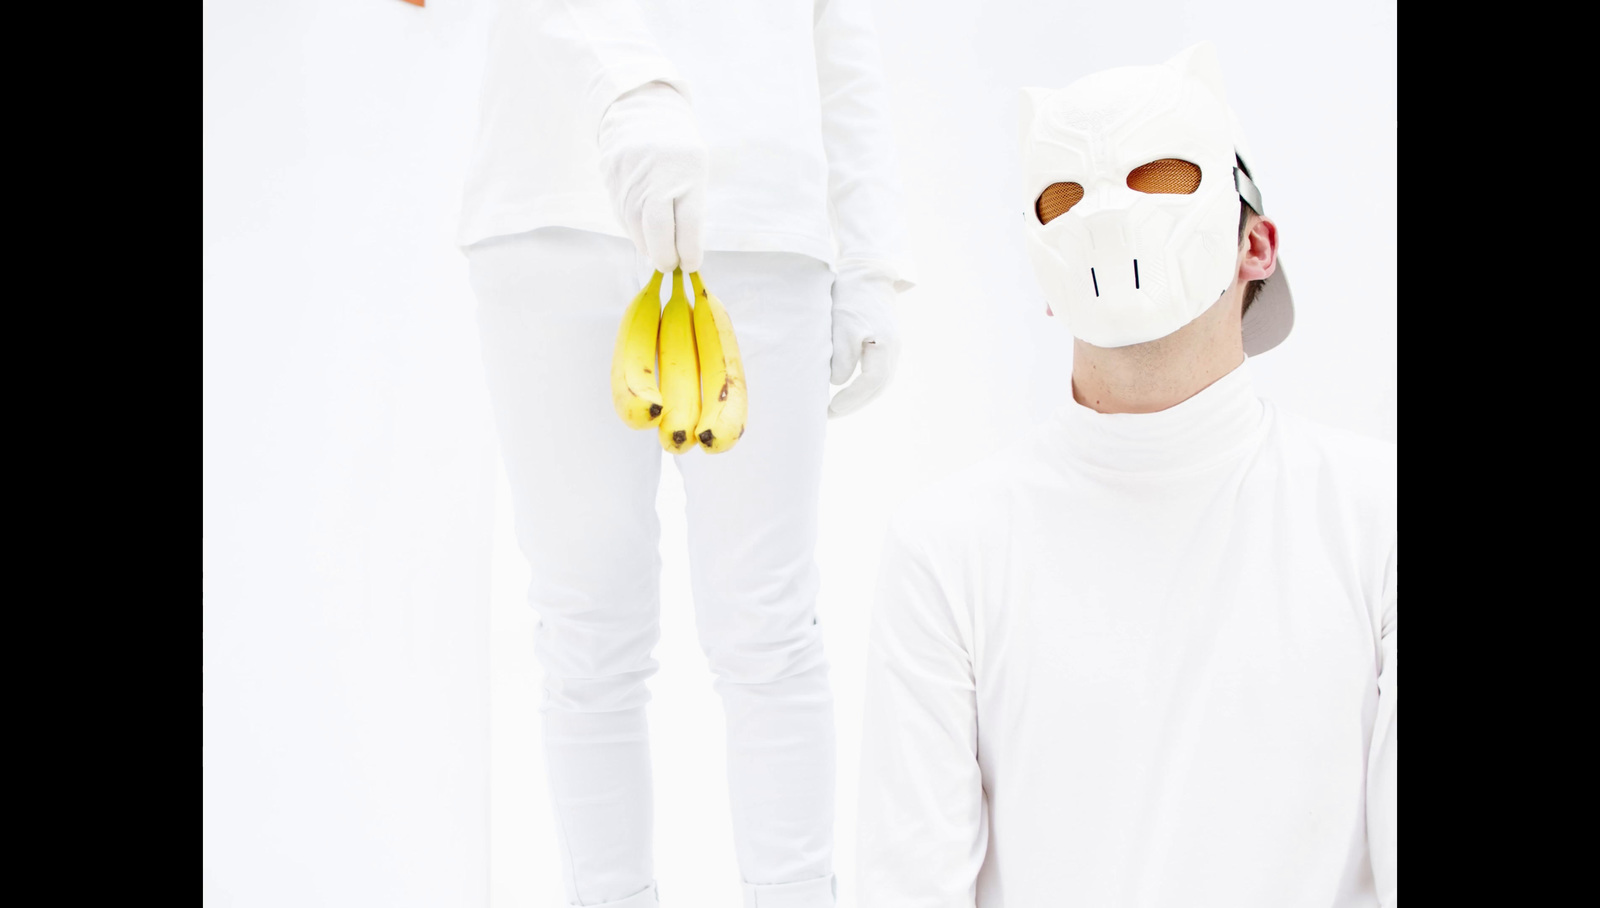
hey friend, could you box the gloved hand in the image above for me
[828,267,902,418]
[597,81,708,274]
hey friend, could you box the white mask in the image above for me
[1021,43,1269,349]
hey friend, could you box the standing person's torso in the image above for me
[460,0,834,262]
[924,375,1396,907]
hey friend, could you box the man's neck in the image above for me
[1070,293,1247,415]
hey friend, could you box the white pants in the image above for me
[470,228,838,908]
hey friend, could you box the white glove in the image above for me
[597,81,708,274]
[828,267,902,418]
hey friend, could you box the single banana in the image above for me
[689,271,747,454]
[610,271,665,429]
[657,269,701,453]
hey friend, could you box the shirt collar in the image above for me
[1046,357,1267,475]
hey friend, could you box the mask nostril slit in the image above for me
[1091,268,1099,297]
[1133,259,1140,289]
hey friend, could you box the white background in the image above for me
[202,1,1396,906]
[203,3,496,906]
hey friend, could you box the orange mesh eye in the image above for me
[1126,159,1201,194]
[1036,182,1084,224]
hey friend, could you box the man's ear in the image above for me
[1238,215,1279,283]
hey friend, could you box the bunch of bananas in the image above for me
[611,268,747,454]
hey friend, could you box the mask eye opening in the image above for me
[1036,182,1084,224]
[1126,159,1202,195]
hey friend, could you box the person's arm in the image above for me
[532,0,685,137]
[812,0,915,416]
[1368,543,1397,904]
[812,0,914,289]
[859,519,986,906]
[530,1,707,272]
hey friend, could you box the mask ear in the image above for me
[1019,87,1053,149]
[1164,41,1228,106]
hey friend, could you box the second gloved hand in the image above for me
[597,81,708,274]
[828,267,902,418]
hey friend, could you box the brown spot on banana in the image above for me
[698,429,715,447]
[719,380,729,402]
[672,430,687,445]
[649,404,662,418]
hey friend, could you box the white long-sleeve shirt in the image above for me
[860,362,1397,907]
[459,0,913,286]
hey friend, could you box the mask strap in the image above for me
[1234,154,1265,215]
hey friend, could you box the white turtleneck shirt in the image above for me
[859,361,1397,907]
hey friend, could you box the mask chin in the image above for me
[1026,187,1240,349]
[1027,224,1194,349]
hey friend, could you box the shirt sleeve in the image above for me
[858,519,986,906]
[530,0,687,139]
[1368,542,1397,905]
[812,0,916,291]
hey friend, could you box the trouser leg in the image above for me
[471,227,663,908]
[675,251,838,907]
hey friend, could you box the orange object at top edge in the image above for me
[398,0,424,7]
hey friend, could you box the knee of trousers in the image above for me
[531,589,662,715]
[694,567,830,688]
[699,621,830,691]
[538,667,657,715]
